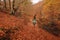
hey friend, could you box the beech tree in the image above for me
[3,0,7,9]
[0,0,32,16]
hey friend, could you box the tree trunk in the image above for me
[3,0,7,9]
[9,0,11,10]
[11,0,15,15]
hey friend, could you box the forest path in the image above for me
[0,12,60,40]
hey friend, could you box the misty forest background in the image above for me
[0,0,60,40]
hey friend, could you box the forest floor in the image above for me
[0,11,60,40]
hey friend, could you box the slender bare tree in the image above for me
[0,0,1,8]
[9,0,11,10]
[3,0,7,9]
[0,0,1,5]
[10,0,15,15]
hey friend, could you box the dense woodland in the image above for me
[0,0,32,16]
[0,0,60,40]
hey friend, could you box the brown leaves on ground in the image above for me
[0,11,60,40]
